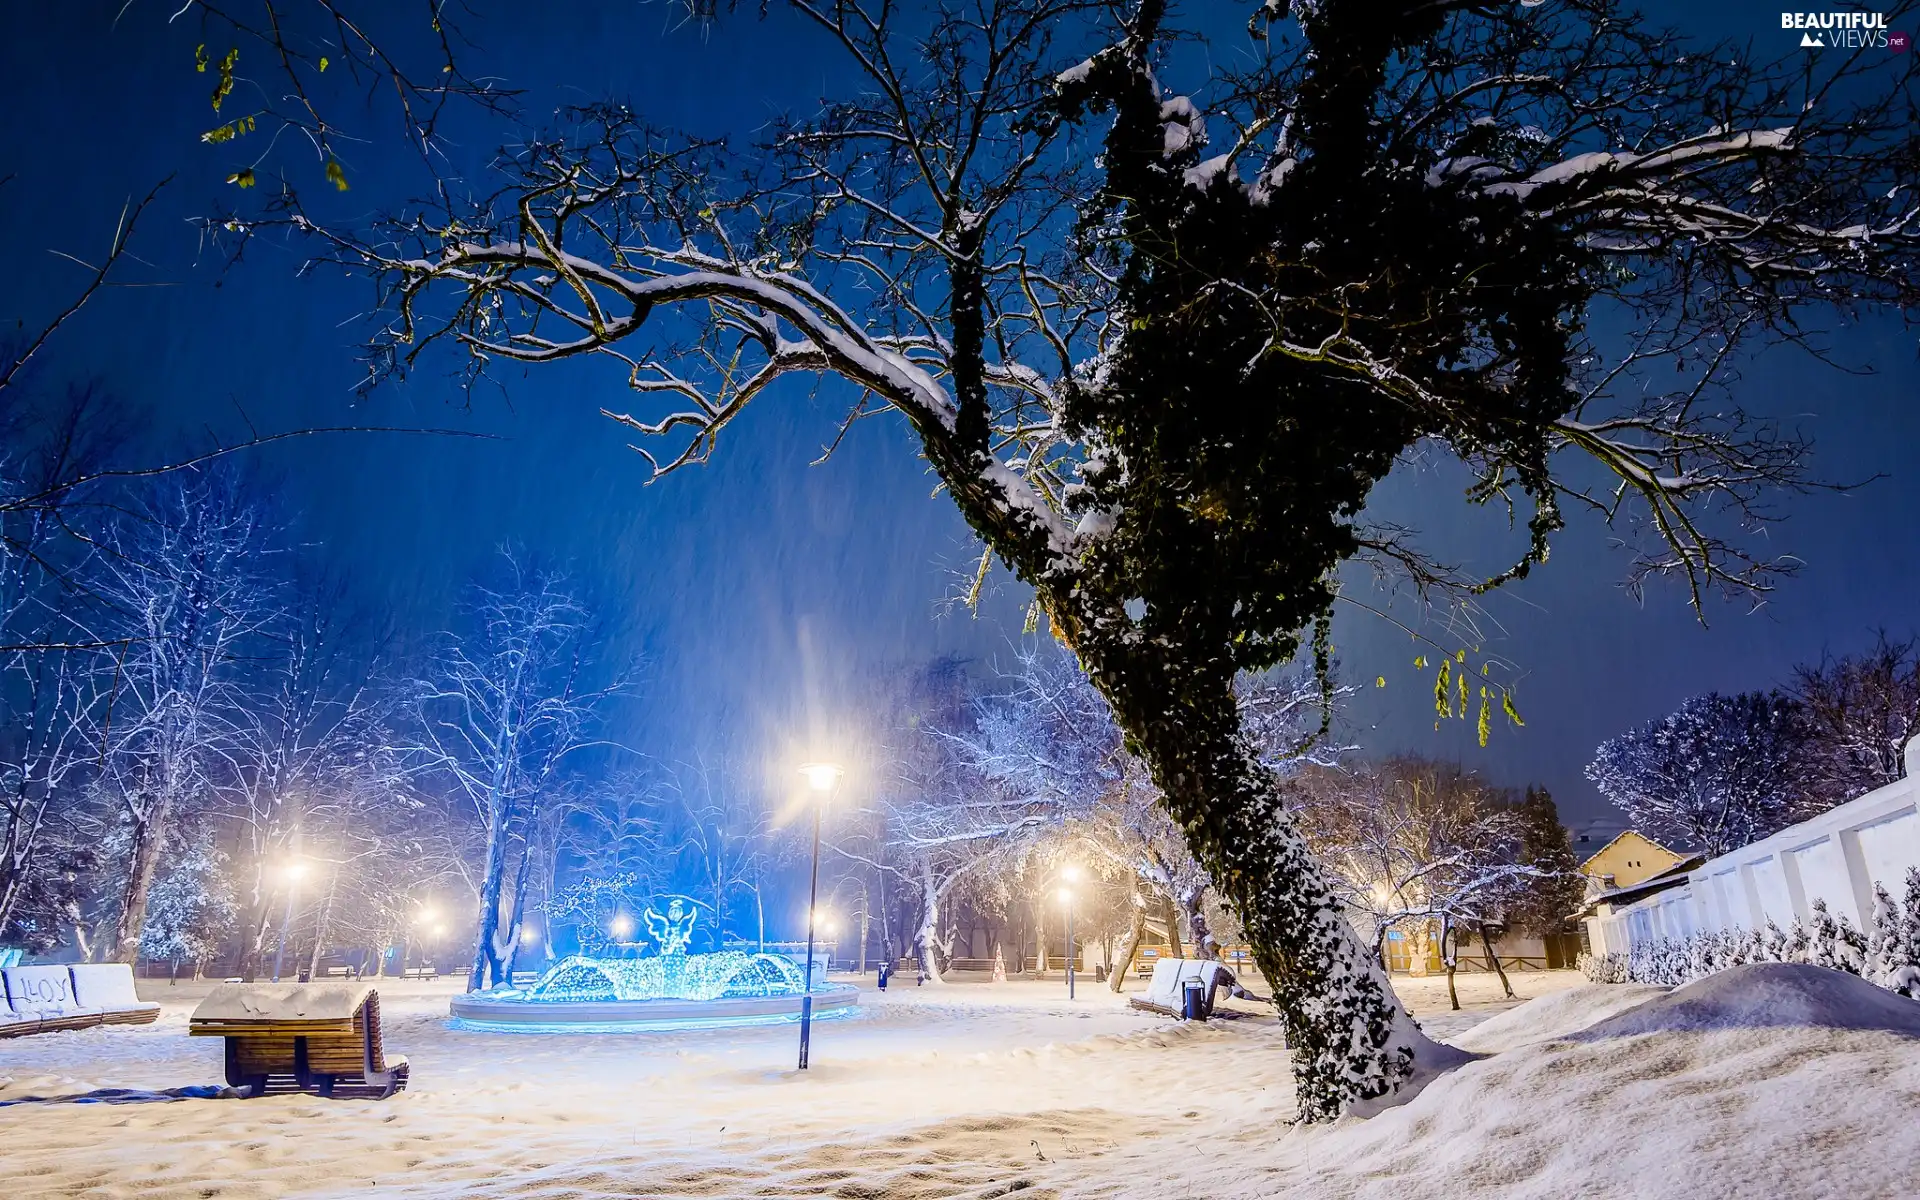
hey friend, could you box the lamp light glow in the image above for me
[798,761,844,792]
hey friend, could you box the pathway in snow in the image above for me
[1,968,1915,1199]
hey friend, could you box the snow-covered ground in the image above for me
[2,966,1916,1199]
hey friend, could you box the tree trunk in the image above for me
[857,898,870,975]
[468,804,512,992]
[1479,923,1515,999]
[1033,901,1047,978]
[502,841,536,979]
[1089,661,1428,1120]
[1109,903,1147,994]
[914,864,947,984]
[305,869,340,981]
[1442,920,1460,1011]
[108,798,172,963]
[1162,894,1185,958]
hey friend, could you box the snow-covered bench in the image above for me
[189,983,410,1099]
[2,964,106,1034]
[1127,958,1248,1020]
[1,979,37,1038]
[71,964,162,1026]
[0,963,161,1036]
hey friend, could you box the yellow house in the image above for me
[1579,830,1684,892]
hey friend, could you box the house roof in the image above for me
[1576,854,1707,917]
[1576,828,1684,875]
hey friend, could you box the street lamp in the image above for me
[271,860,308,983]
[1058,885,1077,1001]
[796,760,842,1070]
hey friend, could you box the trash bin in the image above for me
[1181,978,1206,1021]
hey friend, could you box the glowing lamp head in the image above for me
[1057,887,1073,906]
[610,914,635,939]
[280,861,308,885]
[431,924,446,937]
[416,906,438,925]
[520,927,539,945]
[798,761,844,794]
[1061,865,1080,883]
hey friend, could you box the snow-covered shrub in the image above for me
[1576,951,1629,984]
[1582,895,1920,998]
[1866,868,1920,998]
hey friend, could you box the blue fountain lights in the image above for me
[511,951,808,1003]
[451,887,857,1032]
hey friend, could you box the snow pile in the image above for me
[1575,962,1920,1040]
[1448,982,1667,1054]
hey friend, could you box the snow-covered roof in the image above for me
[1576,828,1683,875]
[191,982,375,1023]
[1577,854,1705,915]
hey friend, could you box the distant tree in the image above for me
[411,552,631,990]
[1792,632,1920,808]
[1502,787,1587,940]
[1292,757,1545,1009]
[85,470,281,962]
[1587,691,1813,860]
[139,833,239,981]
[659,753,797,951]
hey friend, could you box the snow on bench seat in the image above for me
[2,965,104,1031]
[69,964,162,1025]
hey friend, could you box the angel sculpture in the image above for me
[643,897,698,957]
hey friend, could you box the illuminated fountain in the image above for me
[449,896,859,1033]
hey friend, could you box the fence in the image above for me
[1587,738,1920,956]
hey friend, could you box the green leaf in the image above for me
[226,169,257,189]
[325,160,349,191]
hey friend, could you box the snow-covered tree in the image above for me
[1502,787,1587,941]
[84,470,280,962]
[216,0,1920,1117]
[412,552,632,990]
[139,833,239,980]
[1866,870,1920,999]
[1793,632,1920,808]
[658,754,800,952]
[1587,691,1813,859]
[1291,757,1547,1007]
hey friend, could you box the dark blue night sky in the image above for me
[4,1,1915,828]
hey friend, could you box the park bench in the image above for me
[1,963,160,1037]
[1127,958,1230,1020]
[188,983,410,1099]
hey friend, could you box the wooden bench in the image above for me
[189,984,409,1099]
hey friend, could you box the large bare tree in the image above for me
[412,552,630,990]
[212,0,1916,1116]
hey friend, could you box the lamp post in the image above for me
[271,860,308,983]
[796,760,842,1070]
[1059,865,1080,1001]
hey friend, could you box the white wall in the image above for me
[1589,738,1920,956]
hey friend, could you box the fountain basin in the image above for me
[449,982,861,1032]
[446,951,860,1033]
